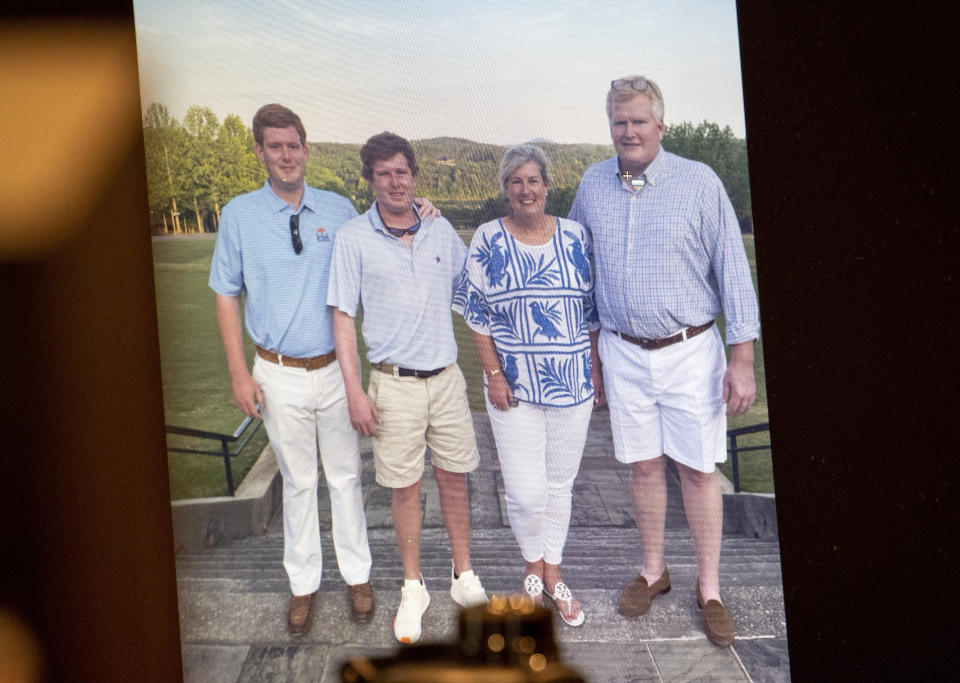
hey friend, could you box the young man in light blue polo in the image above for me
[329,132,489,644]
[210,104,377,636]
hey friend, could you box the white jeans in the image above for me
[253,357,371,595]
[485,395,593,565]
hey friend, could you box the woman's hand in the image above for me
[487,372,515,410]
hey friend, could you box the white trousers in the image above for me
[253,357,371,595]
[485,395,593,565]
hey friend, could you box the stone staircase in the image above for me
[176,410,789,682]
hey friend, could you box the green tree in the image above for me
[545,185,577,218]
[183,106,220,233]
[215,114,263,222]
[143,103,188,234]
[305,158,349,196]
[662,121,751,222]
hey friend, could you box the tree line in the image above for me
[142,103,752,235]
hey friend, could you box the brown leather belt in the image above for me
[372,361,447,379]
[611,320,714,350]
[256,346,336,370]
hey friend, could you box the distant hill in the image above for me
[306,137,616,214]
[142,103,750,235]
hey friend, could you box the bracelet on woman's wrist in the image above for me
[485,367,502,378]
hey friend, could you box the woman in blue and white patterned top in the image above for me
[453,144,603,626]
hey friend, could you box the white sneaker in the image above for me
[393,577,430,644]
[450,565,488,607]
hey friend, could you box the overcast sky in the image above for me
[133,0,746,145]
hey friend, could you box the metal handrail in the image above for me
[165,417,263,496]
[166,416,766,495]
[727,422,771,493]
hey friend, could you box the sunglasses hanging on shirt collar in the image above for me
[384,212,421,238]
[290,213,303,254]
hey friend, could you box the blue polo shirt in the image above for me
[209,181,358,357]
[327,202,468,370]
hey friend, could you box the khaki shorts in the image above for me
[367,363,479,488]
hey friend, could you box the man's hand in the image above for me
[332,308,378,435]
[346,387,380,437]
[590,330,605,406]
[231,369,263,419]
[216,294,264,418]
[414,197,441,220]
[592,364,606,406]
[722,341,756,417]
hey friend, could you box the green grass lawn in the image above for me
[714,235,773,491]
[153,237,268,499]
[154,232,772,499]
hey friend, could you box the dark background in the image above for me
[737,4,956,679]
[1,2,183,681]
[1,1,955,680]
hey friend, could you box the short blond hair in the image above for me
[606,75,664,121]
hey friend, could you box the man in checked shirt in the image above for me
[568,75,760,647]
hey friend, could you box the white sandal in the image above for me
[523,574,543,603]
[544,582,585,627]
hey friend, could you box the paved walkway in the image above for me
[176,409,789,682]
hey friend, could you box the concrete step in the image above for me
[176,408,789,681]
[177,544,786,682]
[177,526,786,642]
[176,527,785,597]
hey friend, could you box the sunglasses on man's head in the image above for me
[611,77,649,92]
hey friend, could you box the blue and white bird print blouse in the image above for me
[453,217,600,407]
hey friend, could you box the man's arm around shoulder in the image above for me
[332,309,380,437]
[215,294,262,418]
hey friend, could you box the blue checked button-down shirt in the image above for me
[568,149,760,345]
[327,203,468,370]
[209,181,358,357]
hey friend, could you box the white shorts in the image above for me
[599,325,727,473]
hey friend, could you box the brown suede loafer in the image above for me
[348,582,375,624]
[287,591,316,636]
[618,567,671,616]
[696,583,735,646]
